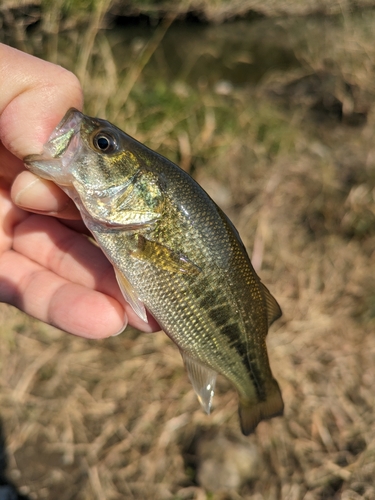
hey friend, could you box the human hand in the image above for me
[0,43,158,338]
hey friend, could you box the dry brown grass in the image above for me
[1,6,375,500]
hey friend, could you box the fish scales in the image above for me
[24,108,284,435]
[93,186,266,397]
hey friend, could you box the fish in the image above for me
[24,108,284,435]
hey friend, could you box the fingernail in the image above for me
[13,171,63,211]
[111,317,128,337]
[12,171,80,219]
[14,176,65,212]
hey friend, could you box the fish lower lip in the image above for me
[23,108,83,183]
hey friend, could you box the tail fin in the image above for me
[238,380,284,436]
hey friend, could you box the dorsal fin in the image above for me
[180,351,217,414]
[260,282,282,328]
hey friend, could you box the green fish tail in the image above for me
[238,380,284,436]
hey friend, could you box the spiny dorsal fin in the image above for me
[180,351,217,414]
[260,282,282,328]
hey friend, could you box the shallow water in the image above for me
[107,17,301,86]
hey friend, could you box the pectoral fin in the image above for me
[131,235,201,276]
[114,267,148,323]
[181,351,217,414]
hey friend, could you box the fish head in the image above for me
[24,108,139,189]
[24,108,163,228]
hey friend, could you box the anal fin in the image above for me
[180,351,217,414]
[114,267,148,323]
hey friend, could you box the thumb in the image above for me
[0,44,83,216]
[0,43,83,160]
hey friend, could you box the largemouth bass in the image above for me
[24,108,283,435]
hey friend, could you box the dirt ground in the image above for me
[1,4,375,500]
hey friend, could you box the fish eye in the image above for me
[92,132,117,153]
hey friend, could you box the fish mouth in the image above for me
[24,108,84,185]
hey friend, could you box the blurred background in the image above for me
[1,1,375,498]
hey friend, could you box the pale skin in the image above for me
[0,43,159,338]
